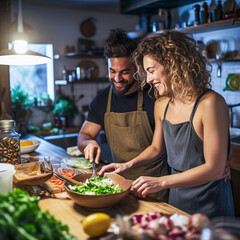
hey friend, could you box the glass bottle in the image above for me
[193,4,200,25]
[201,2,209,24]
[214,0,223,21]
[0,120,21,165]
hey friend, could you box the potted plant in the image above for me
[53,95,79,128]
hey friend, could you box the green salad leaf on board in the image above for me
[70,176,124,195]
[0,188,76,240]
[64,157,92,169]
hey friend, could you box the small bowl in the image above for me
[20,140,40,154]
[64,172,132,209]
[13,162,52,186]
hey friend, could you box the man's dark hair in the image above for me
[104,28,137,59]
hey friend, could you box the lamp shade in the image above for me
[0,48,52,65]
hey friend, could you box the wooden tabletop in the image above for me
[39,193,190,240]
[22,134,190,239]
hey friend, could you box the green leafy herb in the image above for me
[66,158,92,169]
[71,176,124,195]
[0,188,76,240]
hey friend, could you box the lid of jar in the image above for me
[0,120,15,129]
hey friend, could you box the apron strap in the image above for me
[106,86,113,113]
[107,86,143,113]
[189,89,212,122]
[137,88,143,112]
[163,99,171,120]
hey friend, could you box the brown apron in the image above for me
[104,86,169,201]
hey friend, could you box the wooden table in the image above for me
[22,135,190,239]
[39,193,190,240]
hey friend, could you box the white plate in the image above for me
[20,140,40,154]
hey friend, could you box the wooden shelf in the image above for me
[64,52,104,58]
[156,18,240,34]
[55,78,108,85]
[121,0,203,14]
[209,58,240,63]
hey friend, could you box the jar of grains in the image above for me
[0,120,21,164]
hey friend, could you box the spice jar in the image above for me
[0,120,21,165]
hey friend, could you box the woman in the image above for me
[99,31,234,218]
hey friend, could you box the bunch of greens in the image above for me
[71,176,124,195]
[11,85,32,113]
[53,95,78,119]
[0,188,76,240]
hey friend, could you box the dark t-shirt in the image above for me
[87,85,156,131]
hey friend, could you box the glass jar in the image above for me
[0,120,21,165]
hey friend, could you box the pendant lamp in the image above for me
[0,0,51,65]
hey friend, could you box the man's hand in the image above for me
[84,140,101,164]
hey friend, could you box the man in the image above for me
[77,28,169,201]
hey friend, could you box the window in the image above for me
[9,43,54,104]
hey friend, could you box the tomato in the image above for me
[83,213,111,237]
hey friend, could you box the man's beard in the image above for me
[111,79,136,96]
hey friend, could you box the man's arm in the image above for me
[78,120,102,164]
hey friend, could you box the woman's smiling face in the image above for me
[143,54,171,96]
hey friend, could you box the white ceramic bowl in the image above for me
[0,163,15,194]
[20,140,40,154]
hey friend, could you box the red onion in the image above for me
[189,213,210,232]
[168,226,185,238]
[158,216,174,231]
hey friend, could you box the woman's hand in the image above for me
[98,162,130,176]
[132,176,164,198]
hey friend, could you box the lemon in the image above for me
[83,213,111,237]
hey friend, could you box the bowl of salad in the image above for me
[64,172,132,209]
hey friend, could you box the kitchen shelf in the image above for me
[209,58,240,63]
[64,52,105,59]
[170,18,240,34]
[121,0,203,14]
[55,78,108,85]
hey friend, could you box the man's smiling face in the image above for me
[108,57,137,95]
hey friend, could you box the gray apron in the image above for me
[162,90,235,218]
[104,86,169,201]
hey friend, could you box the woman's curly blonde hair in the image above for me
[133,31,212,100]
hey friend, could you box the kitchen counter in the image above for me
[39,193,190,240]
[22,135,190,239]
[22,134,70,162]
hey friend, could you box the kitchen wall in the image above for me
[10,0,138,127]
[11,0,240,128]
[171,0,240,127]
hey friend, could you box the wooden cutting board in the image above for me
[42,179,63,193]
[41,167,95,194]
